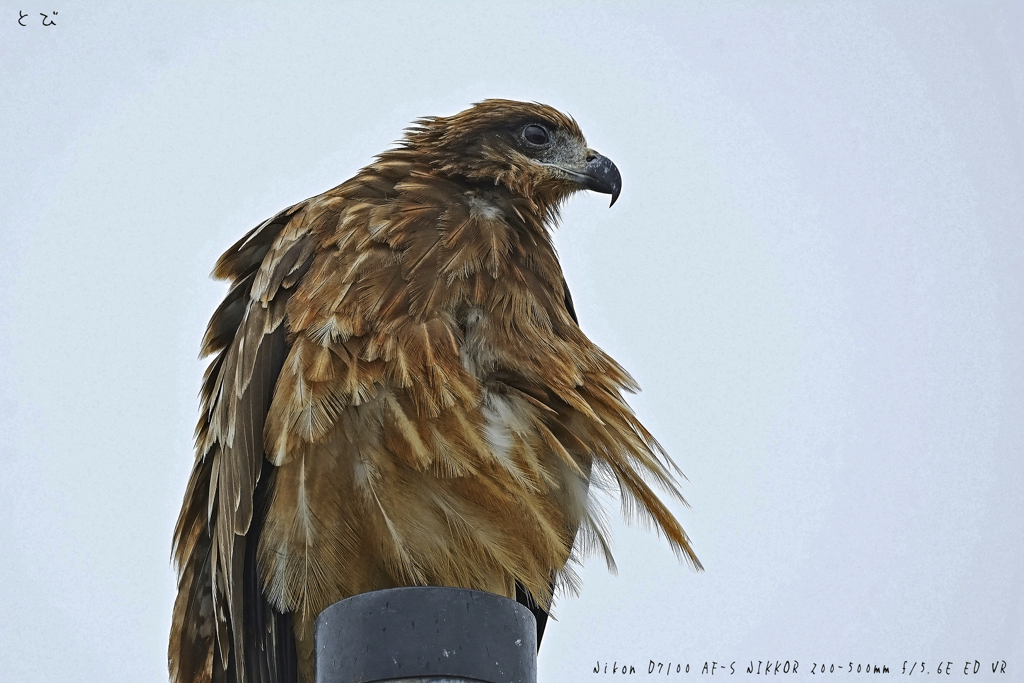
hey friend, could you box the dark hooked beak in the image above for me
[557,151,622,206]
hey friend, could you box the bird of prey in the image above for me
[170,99,701,683]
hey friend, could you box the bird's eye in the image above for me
[523,124,550,146]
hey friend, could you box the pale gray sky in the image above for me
[1,2,1021,681]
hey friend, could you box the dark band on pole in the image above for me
[314,587,538,683]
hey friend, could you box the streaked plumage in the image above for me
[170,99,701,683]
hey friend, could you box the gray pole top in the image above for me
[314,586,538,683]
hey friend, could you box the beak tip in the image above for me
[576,152,622,207]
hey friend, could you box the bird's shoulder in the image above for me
[246,162,606,468]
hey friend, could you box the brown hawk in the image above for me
[169,99,701,683]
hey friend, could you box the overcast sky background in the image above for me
[1,2,1022,681]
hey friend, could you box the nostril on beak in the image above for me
[585,153,596,162]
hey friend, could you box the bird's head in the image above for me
[402,99,621,210]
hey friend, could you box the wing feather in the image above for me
[170,203,314,683]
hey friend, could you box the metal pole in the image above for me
[314,586,538,683]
